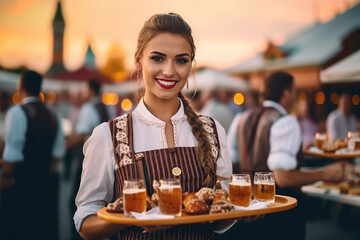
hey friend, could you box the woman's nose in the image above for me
[162,62,175,77]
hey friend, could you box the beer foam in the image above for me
[123,188,146,194]
[159,186,181,190]
[254,181,275,185]
[230,182,251,186]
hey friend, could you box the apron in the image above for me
[109,113,220,240]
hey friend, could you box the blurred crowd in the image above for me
[0,69,359,240]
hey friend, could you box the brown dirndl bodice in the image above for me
[108,113,220,240]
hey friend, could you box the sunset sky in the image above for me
[0,0,359,74]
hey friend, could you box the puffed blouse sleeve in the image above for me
[73,122,116,232]
[267,115,302,171]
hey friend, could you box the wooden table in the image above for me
[305,148,360,159]
[302,185,360,207]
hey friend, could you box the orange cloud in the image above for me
[3,0,36,15]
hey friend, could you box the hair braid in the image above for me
[178,92,215,187]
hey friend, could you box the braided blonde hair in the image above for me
[136,13,215,187]
[178,92,215,187]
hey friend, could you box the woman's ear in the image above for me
[134,53,141,70]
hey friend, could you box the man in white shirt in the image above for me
[326,92,357,141]
[0,70,65,240]
[219,71,345,240]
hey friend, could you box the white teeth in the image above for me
[157,79,176,86]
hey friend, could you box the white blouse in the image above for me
[264,101,302,171]
[74,98,232,231]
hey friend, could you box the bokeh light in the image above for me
[121,98,133,112]
[352,94,359,105]
[330,92,339,104]
[233,93,245,105]
[298,92,307,103]
[314,91,325,104]
[45,91,57,104]
[102,92,119,105]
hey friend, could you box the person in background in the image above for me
[201,88,234,133]
[326,92,357,141]
[0,69,65,240]
[296,99,319,151]
[185,90,204,112]
[73,13,238,240]
[227,90,260,173]
[220,71,345,240]
[67,79,115,240]
[0,92,11,156]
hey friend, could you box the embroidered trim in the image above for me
[114,114,133,167]
[199,116,219,161]
[171,116,187,147]
[133,110,167,148]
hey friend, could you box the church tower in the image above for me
[47,0,66,76]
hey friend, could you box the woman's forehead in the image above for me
[143,33,192,56]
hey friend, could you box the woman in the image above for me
[74,13,233,240]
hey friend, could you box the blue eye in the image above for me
[151,56,164,62]
[176,58,189,64]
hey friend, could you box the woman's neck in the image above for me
[143,95,180,122]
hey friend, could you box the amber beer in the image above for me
[315,132,328,149]
[347,132,360,151]
[122,179,147,217]
[157,179,182,216]
[254,183,275,204]
[158,186,182,216]
[229,174,252,207]
[355,140,360,150]
[229,183,251,207]
[123,189,147,216]
[254,172,275,204]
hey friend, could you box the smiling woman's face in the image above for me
[136,32,192,103]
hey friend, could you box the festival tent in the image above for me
[187,68,249,92]
[320,49,360,84]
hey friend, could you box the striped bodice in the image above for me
[108,113,220,240]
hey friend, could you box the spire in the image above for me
[47,0,66,76]
[53,0,65,25]
[84,43,96,69]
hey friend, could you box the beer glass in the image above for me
[158,179,182,216]
[347,132,360,151]
[253,172,275,204]
[122,179,147,217]
[315,132,328,149]
[229,174,252,207]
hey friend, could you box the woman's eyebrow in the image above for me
[150,51,190,57]
[150,51,166,56]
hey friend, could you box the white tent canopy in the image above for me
[0,70,83,92]
[321,49,360,83]
[187,68,248,92]
[0,70,19,91]
[0,69,138,96]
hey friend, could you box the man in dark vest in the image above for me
[0,69,65,240]
[66,79,115,240]
[218,71,346,240]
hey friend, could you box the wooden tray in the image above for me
[97,195,297,226]
[305,150,360,159]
